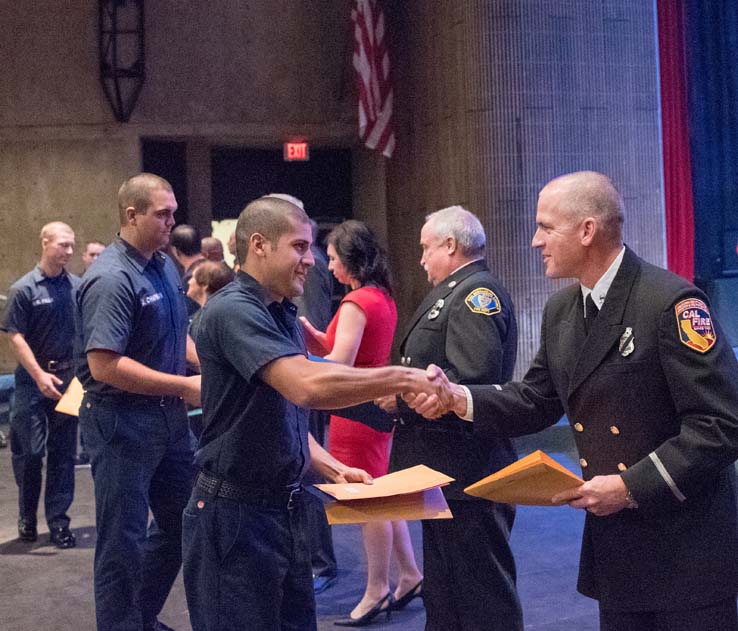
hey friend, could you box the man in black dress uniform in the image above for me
[412,171,738,631]
[383,205,523,631]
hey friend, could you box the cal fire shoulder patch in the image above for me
[674,297,716,353]
[464,288,501,316]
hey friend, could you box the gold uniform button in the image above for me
[610,426,620,435]
[574,423,584,432]
[617,462,627,472]
[579,458,588,468]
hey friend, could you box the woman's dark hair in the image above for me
[326,220,393,295]
[193,261,234,296]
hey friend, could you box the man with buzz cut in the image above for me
[411,172,738,631]
[77,172,201,631]
[1,221,80,549]
[182,195,442,631]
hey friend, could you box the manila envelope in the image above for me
[464,450,583,506]
[54,376,85,417]
[315,464,455,524]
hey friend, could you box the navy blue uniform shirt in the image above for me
[1,266,80,370]
[194,271,310,487]
[76,237,188,396]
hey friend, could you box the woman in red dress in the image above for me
[301,220,423,626]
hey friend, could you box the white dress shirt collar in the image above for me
[580,246,625,312]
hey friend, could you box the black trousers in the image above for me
[304,410,336,578]
[600,598,738,631]
[422,499,523,631]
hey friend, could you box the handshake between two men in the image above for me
[375,364,461,419]
[400,364,464,419]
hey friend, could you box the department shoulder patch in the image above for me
[674,297,716,353]
[464,288,501,316]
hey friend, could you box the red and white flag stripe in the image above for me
[352,0,396,158]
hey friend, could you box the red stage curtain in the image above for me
[657,0,694,281]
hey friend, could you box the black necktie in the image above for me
[584,294,599,334]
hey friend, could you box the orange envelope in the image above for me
[54,376,84,417]
[464,450,583,506]
[315,464,455,524]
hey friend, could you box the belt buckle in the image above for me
[159,396,166,407]
[47,360,58,372]
[287,487,301,511]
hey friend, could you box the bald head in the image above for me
[540,171,624,245]
[235,196,310,266]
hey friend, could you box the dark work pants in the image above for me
[305,410,336,578]
[183,488,316,631]
[80,393,196,631]
[422,499,523,631]
[599,598,738,631]
[10,367,76,529]
[303,482,337,579]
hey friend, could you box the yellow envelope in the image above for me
[54,376,84,417]
[464,450,583,506]
[316,464,455,524]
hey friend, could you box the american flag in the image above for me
[351,0,396,158]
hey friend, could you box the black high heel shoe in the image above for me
[334,593,394,627]
[391,580,423,610]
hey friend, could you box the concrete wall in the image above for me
[0,1,357,371]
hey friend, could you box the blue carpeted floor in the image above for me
[316,422,599,630]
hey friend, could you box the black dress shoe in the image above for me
[17,519,37,542]
[334,593,394,627]
[391,579,423,610]
[49,526,76,549]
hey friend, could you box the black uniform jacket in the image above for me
[469,247,738,611]
[391,260,518,500]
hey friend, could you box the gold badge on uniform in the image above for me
[464,288,501,316]
[674,298,716,353]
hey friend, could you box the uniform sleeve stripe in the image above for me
[649,452,686,502]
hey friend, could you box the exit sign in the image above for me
[283,142,309,162]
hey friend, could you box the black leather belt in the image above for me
[124,394,181,407]
[44,359,74,372]
[195,471,303,509]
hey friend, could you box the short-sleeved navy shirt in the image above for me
[194,271,310,487]
[76,237,188,396]
[1,266,80,368]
